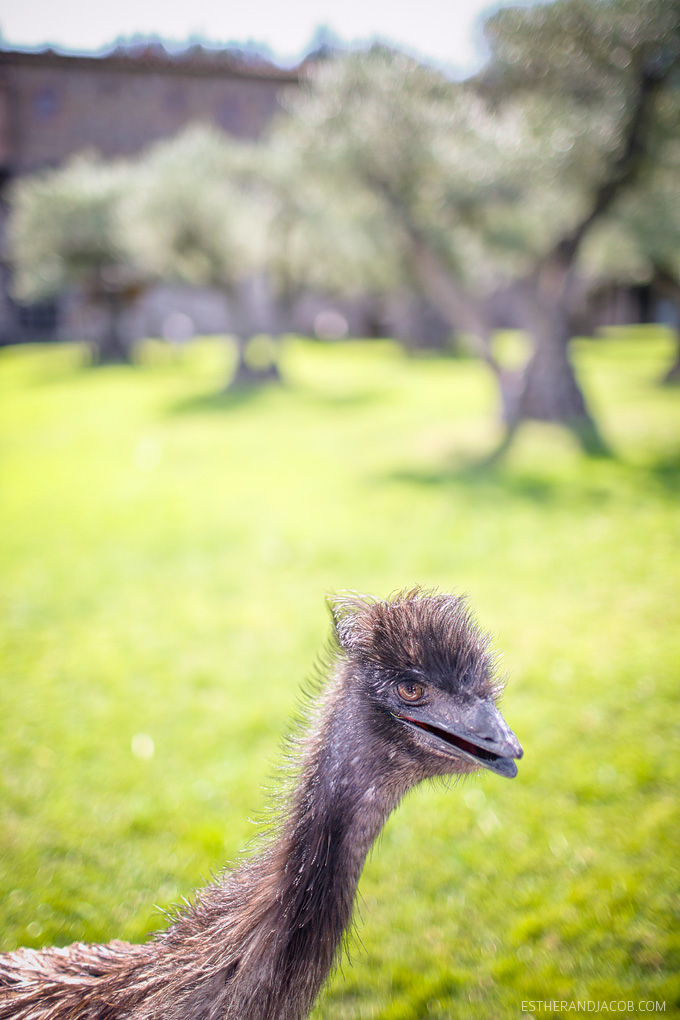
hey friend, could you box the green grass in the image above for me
[1,329,678,1018]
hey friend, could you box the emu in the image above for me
[0,589,523,1020]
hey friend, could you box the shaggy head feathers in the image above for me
[328,587,503,703]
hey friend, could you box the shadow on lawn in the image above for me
[167,382,381,416]
[295,388,385,410]
[384,461,588,504]
[644,450,680,494]
[169,386,271,415]
[383,448,680,504]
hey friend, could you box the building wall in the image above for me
[0,53,296,175]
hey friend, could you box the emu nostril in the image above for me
[471,703,495,740]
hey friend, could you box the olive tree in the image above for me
[277,0,680,453]
[480,0,680,446]
[580,141,680,383]
[9,153,143,363]
[122,125,281,386]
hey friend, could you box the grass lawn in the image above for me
[0,329,678,1018]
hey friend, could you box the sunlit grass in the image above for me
[1,329,678,1017]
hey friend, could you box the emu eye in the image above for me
[397,680,425,703]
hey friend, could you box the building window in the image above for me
[215,95,242,131]
[17,297,59,336]
[32,86,61,121]
[98,77,120,96]
[165,87,187,112]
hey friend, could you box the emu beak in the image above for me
[396,698,523,778]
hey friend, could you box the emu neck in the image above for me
[177,682,409,1020]
[258,687,406,1016]
[287,686,405,886]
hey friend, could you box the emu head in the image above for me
[329,589,523,780]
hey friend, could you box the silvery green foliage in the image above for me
[482,0,680,270]
[280,47,517,291]
[577,74,680,287]
[278,0,679,296]
[484,0,680,103]
[580,154,680,285]
[247,121,410,298]
[121,125,267,293]
[8,153,138,302]
[277,46,580,292]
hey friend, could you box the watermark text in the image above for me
[521,1002,665,1014]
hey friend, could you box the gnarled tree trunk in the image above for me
[93,290,134,365]
[507,300,609,455]
[223,285,282,392]
[230,336,282,388]
[662,333,680,385]
[653,266,680,386]
[408,235,607,454]
[95,291,133,363]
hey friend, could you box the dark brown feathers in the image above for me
[329,587,501,701]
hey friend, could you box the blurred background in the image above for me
[0,0,678,1017]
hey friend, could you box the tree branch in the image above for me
[553,60,671,267]
[361,169,501,374]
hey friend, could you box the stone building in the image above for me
[0,43,299,343]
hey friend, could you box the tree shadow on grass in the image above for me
[383,445,680,505]
[386,461,570,505]
[294,388,385,410]
[643,450,680,494]
[167,382,381,416]
[381,443,627,505]
[168,385,273,415]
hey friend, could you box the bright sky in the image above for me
[0,0,508,76]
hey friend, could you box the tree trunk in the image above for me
[370,175,601,453]
[229,335,282,389]
[652,267,680,386]
[407,234,608,454]
[223,286,282,392]
[93,291,133,365]
[494,58,671,450]
[662,329,680,385]
[490,259,611,456]
[507,303,610,455]
[406,237,499,370]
